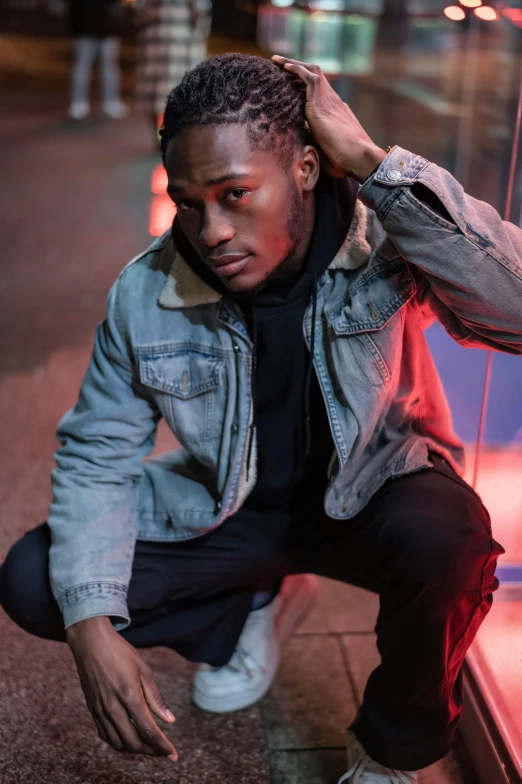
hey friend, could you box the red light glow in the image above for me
[150,163,176,236]
[465,449,522,560]
[151,164,168,195]
[149,195,177,237]
[460,0,482,7]
[444,5,466,20]
[474,5,499,20]
[502,7,522,27]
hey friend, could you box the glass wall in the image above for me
[258,1,522,777]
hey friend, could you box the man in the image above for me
[0,53,519,782]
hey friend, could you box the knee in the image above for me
[380,499,499,591]
[0,526,63,638]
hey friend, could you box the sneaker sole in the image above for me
[192,574,320,713]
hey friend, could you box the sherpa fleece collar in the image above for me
[158,198,371,310]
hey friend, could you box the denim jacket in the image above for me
[47,147,522,630]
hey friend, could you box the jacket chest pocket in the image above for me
[326,263,416,388]
[138,346,226,462]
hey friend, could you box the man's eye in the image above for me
[177,200,196,211]
[226,189,249,203]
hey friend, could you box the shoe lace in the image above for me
[337,744,418,784]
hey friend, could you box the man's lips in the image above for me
[205,253,252,277]
[206,253,251,267]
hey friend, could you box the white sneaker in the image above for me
[103,101,130,119]
[338,731,418,784]
[68,101,90,120]
[192,573,319,713]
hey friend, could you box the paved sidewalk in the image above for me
[0,93,474,784]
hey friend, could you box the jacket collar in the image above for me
[158,198,371,310]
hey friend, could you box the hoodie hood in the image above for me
[169,174,360,510]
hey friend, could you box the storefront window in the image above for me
[257,1,522,777]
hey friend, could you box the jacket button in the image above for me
[231,424,239,435]
[233,343,240,353]
[214,500,222,514]
[386,170,402,181]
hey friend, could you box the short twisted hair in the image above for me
[160,53,307,165]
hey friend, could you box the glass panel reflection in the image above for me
[257,0,522,773]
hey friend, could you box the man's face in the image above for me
[165,124,319,295]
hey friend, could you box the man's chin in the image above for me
[219,253,299,300]
[219,269,273,299]
[222,276,267,299]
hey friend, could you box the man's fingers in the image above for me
[93,710,124,751]
[123,694,177,758]
[139,666,176,725]
[105,699,171,757]
[107,699,155,754]
[280,60,319,88]
[272,54,320,73]
[272,56,323,103]
[132,714,177,759]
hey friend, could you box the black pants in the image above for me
[0,456,503,771]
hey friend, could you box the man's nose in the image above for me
[198,209,234,247]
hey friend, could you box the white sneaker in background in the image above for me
[102,101,130,119]
[192,573,320,713]
[338,730,418,784]
[68,101,90,120]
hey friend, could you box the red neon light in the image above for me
[151,164,168,195]
[502,7,522,27]
[149,194,177,237]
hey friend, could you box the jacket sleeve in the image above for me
[359,146,522,353]
[48,275,159,631]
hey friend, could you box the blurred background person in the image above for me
[63,0,130,120]
[135,0,212,145]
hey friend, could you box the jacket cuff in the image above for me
[58,582,130,632]
[359,146,430,219]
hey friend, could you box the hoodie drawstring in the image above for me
[302,276,318,473]
[246,307,258,482]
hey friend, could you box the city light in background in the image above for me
[502,6,522,26]
[444,1,506,22]
[149,164,176,237]
[444,5,467,19]
[151,164,168,195]
[474,5,499,19]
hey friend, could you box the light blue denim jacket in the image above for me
[47,147,522,630]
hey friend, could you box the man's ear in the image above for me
[297,144,320,192]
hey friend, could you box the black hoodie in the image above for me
[172,174,359,511]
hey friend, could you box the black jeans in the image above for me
[0,456,503,771]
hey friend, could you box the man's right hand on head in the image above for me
[65,616,178,761]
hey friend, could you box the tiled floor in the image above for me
[261,579,471,784]
[0,77,477,783]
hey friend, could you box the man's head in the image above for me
[161,54,320,296]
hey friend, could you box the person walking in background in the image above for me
[67,0,129,120]
[135,0,211,145]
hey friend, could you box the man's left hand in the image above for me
[272,55,387,183]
